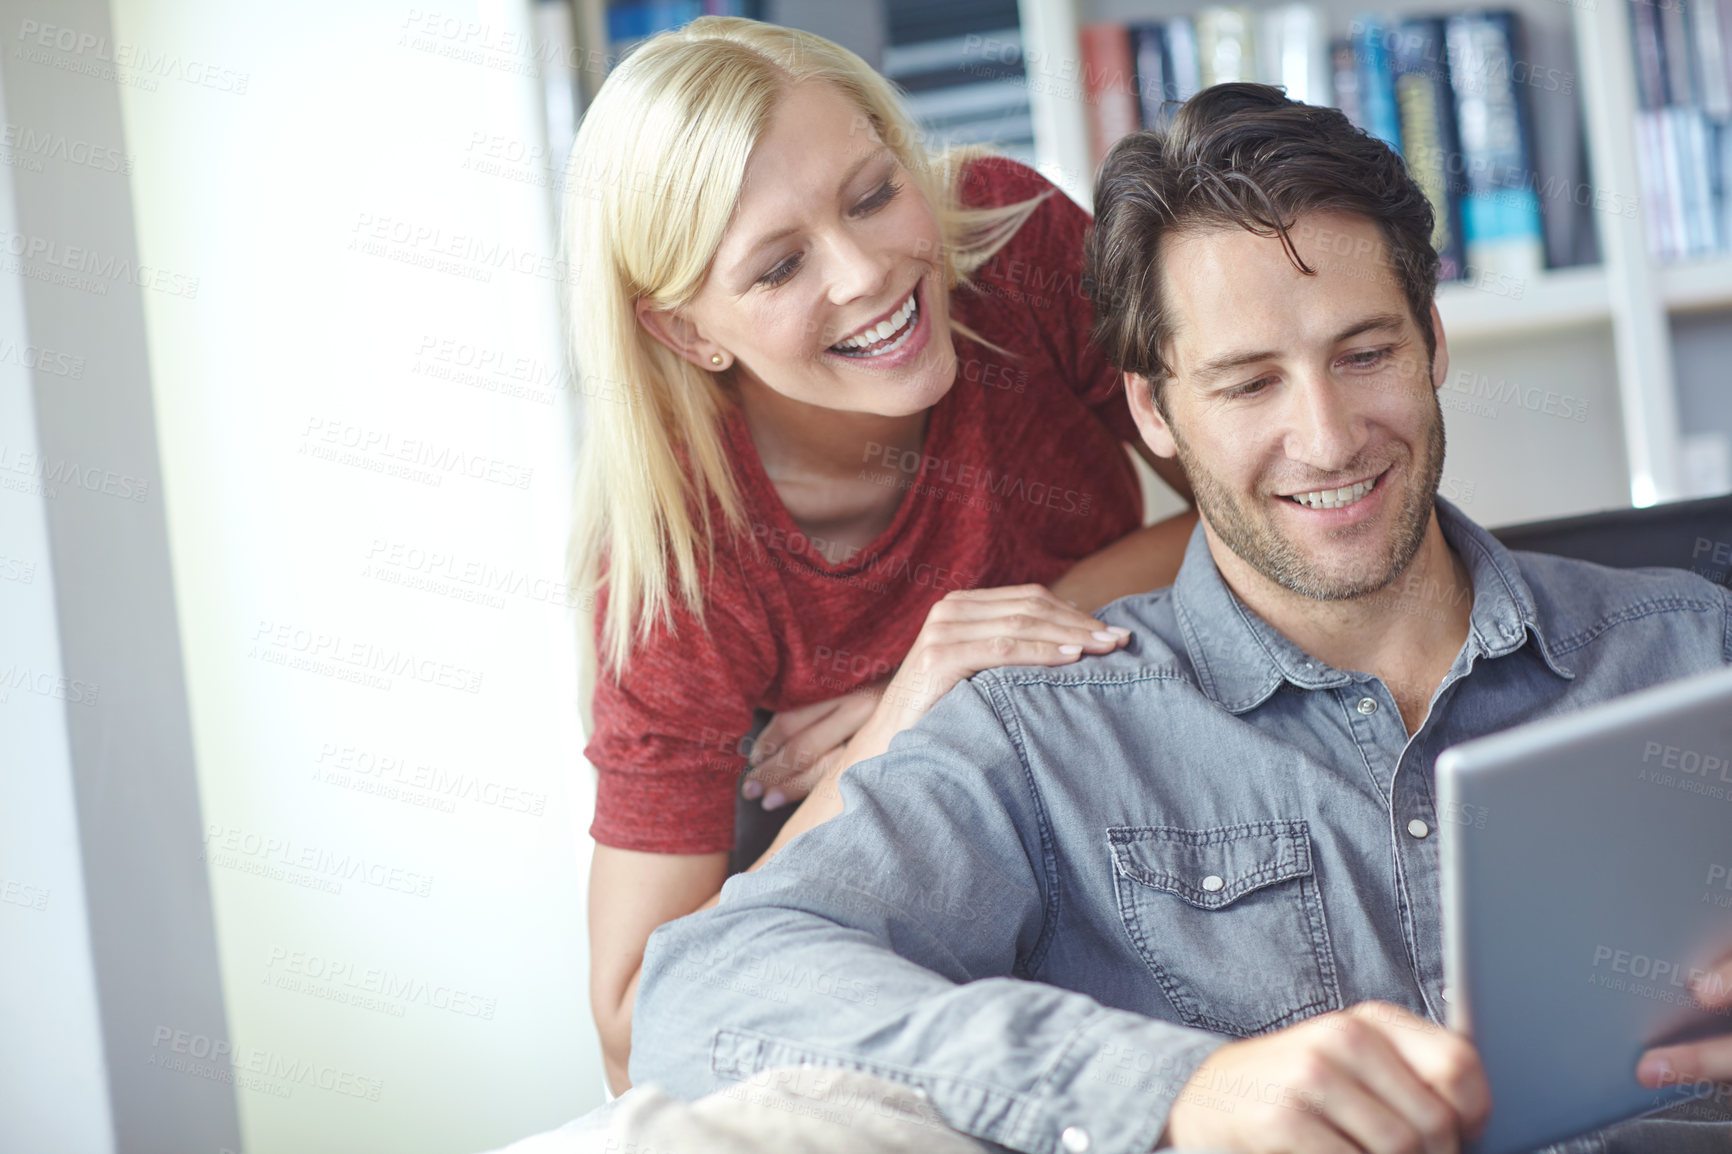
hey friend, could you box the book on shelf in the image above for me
[1390,18,1467,281]
[1079,23,1141,171]
[1627,0,1732,262]
[1351,15,1403,153]
[1446,12,1545,281]
[1132,23,1174,130]
[1131,21,1203,130]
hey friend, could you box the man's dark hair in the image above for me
[1082,83,1440,410]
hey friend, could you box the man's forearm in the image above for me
[634,864,1225,1154]
[634,678,1224,1153]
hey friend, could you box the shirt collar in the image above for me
[1171,496,1575,715]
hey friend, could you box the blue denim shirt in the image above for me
[633,500,1732,1153]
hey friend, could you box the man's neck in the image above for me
[1207,513,1474,735]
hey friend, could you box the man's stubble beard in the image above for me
[1168,387,1447,602]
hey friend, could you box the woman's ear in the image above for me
[634,300,729,371]
[1125,372,1179,460]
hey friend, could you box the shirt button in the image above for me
[1201,874,1225,892]
[1407,818,1430,839]
[1357,697,1378,715]
[1061,1125,1091,1153]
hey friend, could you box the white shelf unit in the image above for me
[1016,0,1705,509]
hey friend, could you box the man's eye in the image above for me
[757,254,801,288]
[1342,348,1392,369]
[1226,377,1274,399]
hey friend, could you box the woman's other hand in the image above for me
[742,685,884,811]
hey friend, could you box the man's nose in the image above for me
[1282,376,1368,473]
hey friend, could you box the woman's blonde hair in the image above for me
[564,16,1045,691]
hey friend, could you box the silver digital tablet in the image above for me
[1436,664,1732,1154]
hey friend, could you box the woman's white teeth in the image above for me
[1289,477,1375,509]
[834,290,917,353]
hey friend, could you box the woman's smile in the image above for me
[822,276,933,371]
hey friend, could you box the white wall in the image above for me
[107,1,600,1150]
[1439,325,1630,527]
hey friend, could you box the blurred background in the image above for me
[2,0,1730,1152]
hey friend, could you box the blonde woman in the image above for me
[565,16,1195,1092]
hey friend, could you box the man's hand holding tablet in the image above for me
[1638,954,1732,1092]
[1161,1002,1492,1153]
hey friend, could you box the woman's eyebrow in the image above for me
[733,148,889,261]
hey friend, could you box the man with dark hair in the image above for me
[629,84,1732,1153]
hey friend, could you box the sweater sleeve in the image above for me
[584,547,777,855]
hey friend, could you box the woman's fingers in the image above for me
[874,584,1135,723]
[929,586,1119,635]
[748,695,848,769]
[746,690,881,809]
[894,616,1129,707]
[756,744,846,810]
[881,635,1114,723]
[923,613,1129,658]
[917,589,1132,669]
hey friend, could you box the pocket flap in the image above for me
[1108,820,1313,910]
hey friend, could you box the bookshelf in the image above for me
[1436,266,1610,339]
[1662,254,1732,311]
[558,0,1728,517]
[1014,0,1732,511]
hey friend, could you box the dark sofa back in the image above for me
[1489,495,1732,590]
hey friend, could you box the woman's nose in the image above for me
[824,230,892,306]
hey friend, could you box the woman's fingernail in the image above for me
[1092,631,1117,642]
[1059,644,1083,655]
[1107,626,1131,638]
[762,789,787,811]
[741,779,763,799]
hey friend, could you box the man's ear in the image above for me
[635,299,728,371]
[1428,300,1449,392]
[1125,372,1179,459]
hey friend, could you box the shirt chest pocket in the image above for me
[1108,820,1342,1038]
